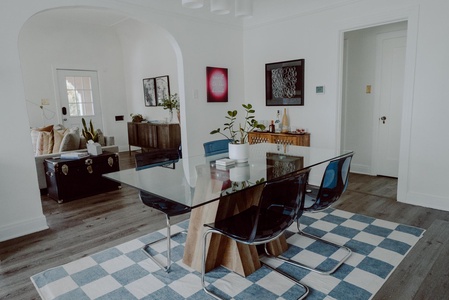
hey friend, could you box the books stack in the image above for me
[60,152,90,160]
[215,158,236,170]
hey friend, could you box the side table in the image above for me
[44,151,121,203]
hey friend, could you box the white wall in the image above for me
[19,11,128,150]
[243,0,449,211]
[2,0,449,241]
[115,19,179,126]
[0,0,245,241]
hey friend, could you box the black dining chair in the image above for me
[265,153,354,275]
[201,169,311,300]
[203,139,229,157]
[135,149,191,272]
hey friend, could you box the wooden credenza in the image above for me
[127,122,181,152]
[248,131,310,146]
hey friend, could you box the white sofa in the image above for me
[31,124,118,190]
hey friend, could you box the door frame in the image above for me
[336,7,419,202]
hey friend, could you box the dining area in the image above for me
[104,142,354,299]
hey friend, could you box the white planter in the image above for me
[228,143,249,163]
[230,163,250,182]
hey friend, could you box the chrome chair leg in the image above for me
[201,229,310,300]
[142,214,187,272]
[264,220,352,275]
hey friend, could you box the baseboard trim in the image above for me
[0,215,48,242]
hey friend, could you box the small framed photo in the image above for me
[207,67,228,102]
[143,78,156,107]
[155,75,170,103]
[266,59,305,106]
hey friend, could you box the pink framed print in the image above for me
[207,67,228,102]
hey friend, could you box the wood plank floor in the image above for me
[1,151,448,299]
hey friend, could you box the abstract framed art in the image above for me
[265,59,305,106]
[155,75,170,103]
[206,66,228,102]
[143,78,156,107]
[143,75,170,106]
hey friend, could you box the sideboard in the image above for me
[248,131,310,146]
[127,122,181,153]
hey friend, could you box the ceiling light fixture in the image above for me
[210,0,231,15]
[182,0,204,9]
[181,0,253,18]
[235,0,253,18]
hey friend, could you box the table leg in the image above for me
[183,185,288,277]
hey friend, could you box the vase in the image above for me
[281,108,289,133]
[228,143,249,163]
[230,162,250,182]
[167,111,173,123]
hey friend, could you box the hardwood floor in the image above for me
[1,151,448,299]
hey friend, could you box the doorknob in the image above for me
[380,116,387,124]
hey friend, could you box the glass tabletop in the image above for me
[104,143,353,208]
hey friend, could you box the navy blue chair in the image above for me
[201,169,311,300]
[203,139,229,157]
[265,153,354,275]
[135,150,190,272]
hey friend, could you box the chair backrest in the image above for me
[135,148,179,171]
[203,139,229,157]
[311,153,353,211]
[249,169,310,242]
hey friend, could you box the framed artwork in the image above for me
[155,75,170,103]
[266,152,304,180]
[206,67,228,102]
[143,78,156,107]
[265,59,305,106]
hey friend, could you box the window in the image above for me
[65,76,94,117]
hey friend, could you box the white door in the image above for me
[56,69,103,131]
[375,32,407,177]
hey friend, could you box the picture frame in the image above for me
[265,59,305,106]
[143,78,156,107]
[155,75,170,104]
[206,67,228,102]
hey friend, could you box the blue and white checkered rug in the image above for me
[31,208,424,299]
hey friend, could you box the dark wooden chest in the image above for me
[44,151,120,203]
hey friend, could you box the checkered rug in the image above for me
[31,208,424,299]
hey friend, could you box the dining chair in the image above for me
[135,150,191,272]
[201,169,311,300]
[203,139,229,157]
[265,153,354,275]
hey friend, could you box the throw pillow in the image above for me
[35,131,53,155]
[52,128,68,153]
[31,125,54,156]
[59,127,81,152]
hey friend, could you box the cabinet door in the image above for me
[127,122,138,146]
[270,135,299,145]
[157,124,181,149]
[248,132,270,144]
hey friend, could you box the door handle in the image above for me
[62,107,67,115]
[380,116,387,124]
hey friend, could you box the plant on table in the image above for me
[210,103,265,144]
[81,118,99,142]
[130,113,144,123]
[159,93,179,122]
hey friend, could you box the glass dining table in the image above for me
[104,143,353,276]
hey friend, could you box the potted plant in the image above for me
[81,118,99,142]
[130,113,144,123]
[210,103,265,162]
[159,93,179,123]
